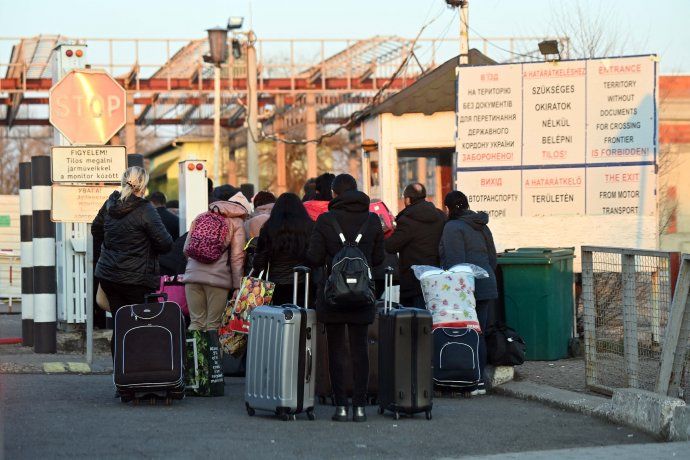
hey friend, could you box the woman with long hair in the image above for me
[252,193,314,305]
[92,166,173,355]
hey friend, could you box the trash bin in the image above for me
[497,248,575,361]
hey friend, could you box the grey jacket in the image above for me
[439,210,498,301]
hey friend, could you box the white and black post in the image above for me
[19,162,34,346]
[31,155,57,353]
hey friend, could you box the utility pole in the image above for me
[213,64,221,186]
[246,31,260,190]
[448,0,470,65]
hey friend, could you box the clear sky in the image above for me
[0,0,688,73]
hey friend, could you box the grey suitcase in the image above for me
[244,266,317,421]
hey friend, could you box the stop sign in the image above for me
[49,69,126,145]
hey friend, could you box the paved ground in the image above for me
[515,359,587,393]
[0,374,655,460]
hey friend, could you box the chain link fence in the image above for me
[582,246,673,395]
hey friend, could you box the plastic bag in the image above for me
[412,263,488,280]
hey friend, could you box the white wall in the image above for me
[0,195,20,300]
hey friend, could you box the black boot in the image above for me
[332,405,348,422]
[352,406,367,422]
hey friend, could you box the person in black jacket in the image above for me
[307,174,385,423]
[149,191,180,240]
[92,167,173,356]
[252,193,313,305]
[439,190,498,395]
[385,183,445,308]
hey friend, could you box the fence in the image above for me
[582,246,674,396]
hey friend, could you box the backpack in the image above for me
[485,322,526,366]
[324,214,376,306]
[186,207,229,264]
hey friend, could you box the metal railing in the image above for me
[582,246,673,395]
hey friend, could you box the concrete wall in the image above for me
[0,195,20,299]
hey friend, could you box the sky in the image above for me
[0,0,688,73]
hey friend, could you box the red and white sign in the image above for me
[49,69,126,145]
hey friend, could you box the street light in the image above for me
[538,40,561,61]
[205,27,229,187]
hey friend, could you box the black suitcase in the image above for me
[378,268,433,420]
[433,327,481,391]
[113,293,186,404]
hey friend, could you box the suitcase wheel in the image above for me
[307,408,316,421]
[165,397,173,406]
[245,402,256,417]
[425,410,432,421]
[132,398,140,406]
[279,413,291,422]
[149,397,156,406]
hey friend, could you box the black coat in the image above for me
[252,221,313,286]
[439,210,498,301]
[156,206,180,241]
[92,192,173,290]
[385,200,446,299]
[159,232,188,276]
[306,191,385,324]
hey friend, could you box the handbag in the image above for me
[485,322,526,366]
[157,274,189,316]
[228,268,275,334]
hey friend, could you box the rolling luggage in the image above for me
[314,317,379,405]
[378,268,433,420]
[433,327,481,392]
[113,293,186,404]
[245,266,317,421]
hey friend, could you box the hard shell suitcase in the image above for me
[245,266,317,421]
[314,317,379,406]
[433,327,481,391]
[378,268,433,420]
[113,293,186,404]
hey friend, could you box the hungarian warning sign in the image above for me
[49,69,126,145]
[51,185,116,223]
[456,55,657,217]
[51,146,126,183]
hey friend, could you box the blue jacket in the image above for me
[439,210,498,301]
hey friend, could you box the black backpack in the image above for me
[324,214,376,307]
[485,323,526,366]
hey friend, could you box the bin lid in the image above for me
[497,247,575,265]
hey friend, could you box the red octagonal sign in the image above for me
[49,69,126,145]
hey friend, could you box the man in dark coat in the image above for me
[149,191,179,240]
[385,183,445,308]
[307,173,384,423]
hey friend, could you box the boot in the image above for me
[332,405,348,422]
[352,406,367,422]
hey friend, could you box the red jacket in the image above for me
[304,199,395,238]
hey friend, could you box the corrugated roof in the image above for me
[366,49,496,117]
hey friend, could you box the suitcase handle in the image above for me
[384,266,394,312]
[293,266,311,308]
[145,292,168,303]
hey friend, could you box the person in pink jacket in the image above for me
[183,191,250,331]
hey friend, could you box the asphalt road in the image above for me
[0,374,655,459]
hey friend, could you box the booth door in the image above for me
[397,148,454,211]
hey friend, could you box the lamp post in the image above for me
[206,26,229,186]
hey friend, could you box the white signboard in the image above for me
[456,55,657,217]
[51,185,116,223]
[51,145,126,183]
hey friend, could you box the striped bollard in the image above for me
[31,156,57,354]
[19,162,34,346]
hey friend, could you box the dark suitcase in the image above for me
[378,268,433,420]
[314,317,379,405]
[113,293,186,404]
[245,266,317,421]
[433,327,481,391]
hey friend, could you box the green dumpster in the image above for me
[497,248,575,361]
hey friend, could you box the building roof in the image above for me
[365,49,496,118]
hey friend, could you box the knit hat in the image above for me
[444,191,469,212]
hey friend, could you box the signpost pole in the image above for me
[85,223,93,365]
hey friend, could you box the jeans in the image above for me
[476,299,491,379]
[325,323,369,407]
[98,279,152,358]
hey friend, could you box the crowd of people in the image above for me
[93,166,498,419]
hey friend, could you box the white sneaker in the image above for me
[470,382,486,396]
